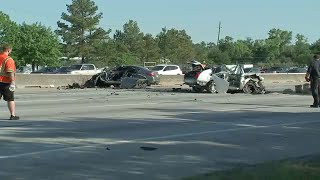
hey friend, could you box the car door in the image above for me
[228,65,243,90]
[168,66,179,75]
[79,65,88,75]
[162,66,171,75]
[86,64,96,74]
[164,66,178,75]
[125,67,138,77]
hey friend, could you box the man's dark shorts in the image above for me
[0,82,14,101]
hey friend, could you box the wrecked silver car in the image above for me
[221,64,266,94]
[184,61,266,94]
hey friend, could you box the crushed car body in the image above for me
[184,61,266,94]
[87,65,160,89]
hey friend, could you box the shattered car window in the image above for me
[244,68,251,73]
[232,65,244,75]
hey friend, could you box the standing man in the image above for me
[305,54,320,108]
[0,43,19,120]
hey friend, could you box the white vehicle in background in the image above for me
[67,64,101,75]
[16,66,32,74]
[152,64,183,75]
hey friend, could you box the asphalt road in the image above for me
[0,88,319,180]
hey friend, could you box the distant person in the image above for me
[305,54,320,108]
[0,43,19,120]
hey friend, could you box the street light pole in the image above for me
[217,21,222,47]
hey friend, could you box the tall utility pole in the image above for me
[217,21,222,47]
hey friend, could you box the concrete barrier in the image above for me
[259,73,305,84]
[14,73,307,88]
[16,74,92,88]
[158,73,306,86]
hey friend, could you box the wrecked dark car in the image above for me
[89,65,160,89]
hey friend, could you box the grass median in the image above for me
[182,155,320,180]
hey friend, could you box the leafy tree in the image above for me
[293,34,312,65]
[0,11,17,43]
[265,29,293,62]
[141,33,160,62]
[123,20,144,58]
[56,0,109,64]
[157,28,195,64]
[17,23,61,71]
[114,20,145,63]
[0,11,22,64]
[193,41,209,63]
[207,47,231,64]
[109,53,139,66]
[233,40,253,63]
[251,40,269,64]
[311,39,320,55]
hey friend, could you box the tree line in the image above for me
[1,0,320,70]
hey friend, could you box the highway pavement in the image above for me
[0,88,319,180]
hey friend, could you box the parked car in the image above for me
[265,67,290,73]
[89,65,160,88]
[67,64,101,75]
[287,67,308,73]
[17,66,32,74]
[50,66,71,74]
[152,65,183,75]
[31,67,59,74]
[244,67,262,74]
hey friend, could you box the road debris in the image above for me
[140,146,158,151]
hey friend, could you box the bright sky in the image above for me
[2,0,319,43]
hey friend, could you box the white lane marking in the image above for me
[123,118,199,123]
[263,133,284,136]
[235,124,267,128]
[128,122,146,125]
[282,126,302,129]
[0,119,320,159]
[0,102,160,113]
[17,99,80,103]
[271,146,285,150]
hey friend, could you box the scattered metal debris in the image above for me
[140,146,158,151]
[172,88,182,92]
[66,83,84,89]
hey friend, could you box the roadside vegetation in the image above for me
[183,156,320,180]
[1,0,320,70]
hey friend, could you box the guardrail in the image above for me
[15,73,307,88]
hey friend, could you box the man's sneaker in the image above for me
[310,105,319,108]
[9,115,20,120]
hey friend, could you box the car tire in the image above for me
[243,81,257,94]
[205,81,216,93]
[192,86,204,93]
